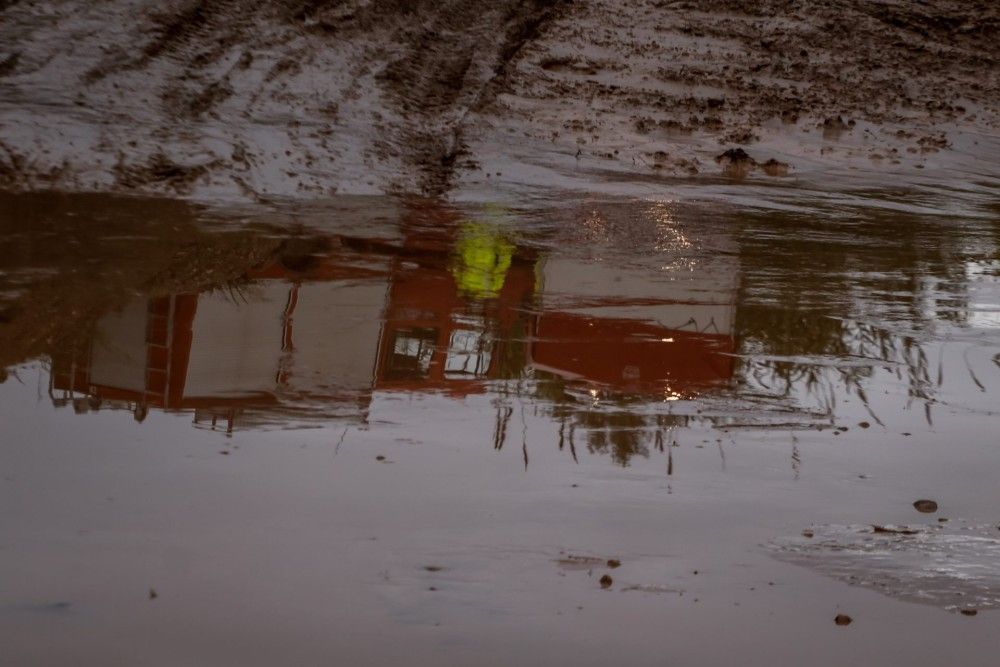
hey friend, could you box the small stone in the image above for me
[599,574,613,589]
[834,614,852,626]
[960,609,978,616]
[858,421,870,428]
[913,499,938,513]
[375,455,386,461]
[607,559,621,568]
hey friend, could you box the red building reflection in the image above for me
[50,203,737,432]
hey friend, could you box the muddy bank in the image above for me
[0,1,997,201]
[0,0,567,198]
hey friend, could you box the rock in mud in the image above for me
[913,499,938,513]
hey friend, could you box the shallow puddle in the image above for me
[3,191,1000,665]
[772,522,1000,613]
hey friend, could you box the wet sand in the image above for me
[2,192,1000,665]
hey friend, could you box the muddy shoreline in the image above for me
[1,0,997,202]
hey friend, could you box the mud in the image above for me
[0,1,997,200]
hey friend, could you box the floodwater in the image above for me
[2,191,1000,665]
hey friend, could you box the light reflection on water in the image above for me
[2,192,1000,464]
[5,192,1000,663]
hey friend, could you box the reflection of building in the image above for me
[51,275,390,431]
[374,224,535,395]
[530,254,737,396]
[49,206,740,437]
[49,212,538,430]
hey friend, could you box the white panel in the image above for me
[285,280,387,392]
[184,284,290,397]
[90,299,149,391]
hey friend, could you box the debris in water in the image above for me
[607,559,621,568]
[913,499,938,513]
[424,565,443,572]
[834,614,852,626]
[960,609,978,616]
[375,455,386,462]
[802,529,815,538]
[556,555,605,571]
[871,525,921,536]
[599,574,613,589]
[148,588,158,600]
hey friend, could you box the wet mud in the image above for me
[0,1,997,200]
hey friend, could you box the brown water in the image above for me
[2,191,1000,665]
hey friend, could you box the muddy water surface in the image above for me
[2,192,1000,665]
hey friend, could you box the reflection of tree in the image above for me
[516,371,701,467]
[577,410,650,465]
[733,207,984,419]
